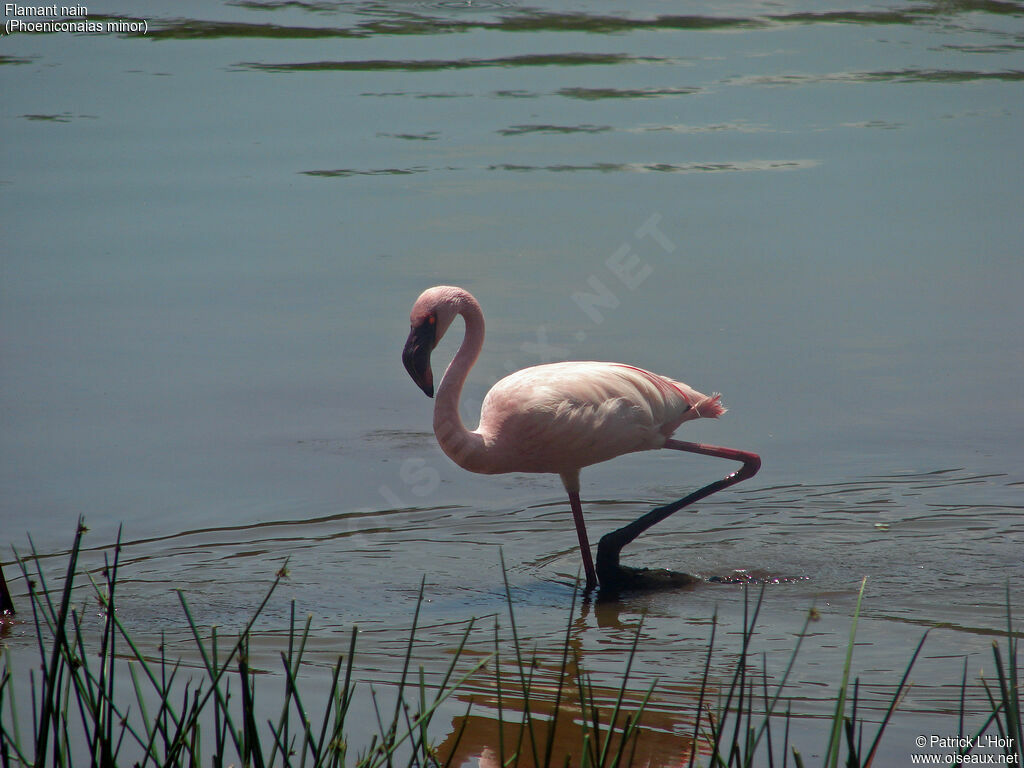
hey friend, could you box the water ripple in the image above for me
[726,68,1024,86]
[489,159,819,174]
[238,52,665,72]
[496,123,613,136]
[158,4,1024,41]
[556,85,701,99]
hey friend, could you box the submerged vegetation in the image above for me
[0,523,1020,767]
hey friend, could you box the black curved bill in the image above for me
[402,322,436,397]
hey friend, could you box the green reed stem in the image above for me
[825,576,867,768]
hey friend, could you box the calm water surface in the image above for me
[2,0,1023,763]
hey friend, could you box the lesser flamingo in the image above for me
[401,286,760,592]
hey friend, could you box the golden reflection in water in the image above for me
[435,599,713,767]
[437,710,699,768]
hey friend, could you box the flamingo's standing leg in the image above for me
[596,439,761,589]
[567,491,599,592]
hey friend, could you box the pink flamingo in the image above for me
[402,286,760,592]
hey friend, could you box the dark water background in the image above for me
[2,1,1023,763]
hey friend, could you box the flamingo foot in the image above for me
[597,563,700,594]
[595,528,699,593]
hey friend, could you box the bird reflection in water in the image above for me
[434,597,713,767]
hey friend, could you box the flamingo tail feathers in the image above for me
[694,393,726,419]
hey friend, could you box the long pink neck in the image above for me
[433,294,488,471]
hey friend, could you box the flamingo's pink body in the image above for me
[402,285,759,591]
[459,360,724,478]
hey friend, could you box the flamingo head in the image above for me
[402,286,463,398]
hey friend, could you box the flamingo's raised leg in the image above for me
[596,439,761,591]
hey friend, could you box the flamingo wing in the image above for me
[475,362,723,475]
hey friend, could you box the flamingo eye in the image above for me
[428,315,436,325]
